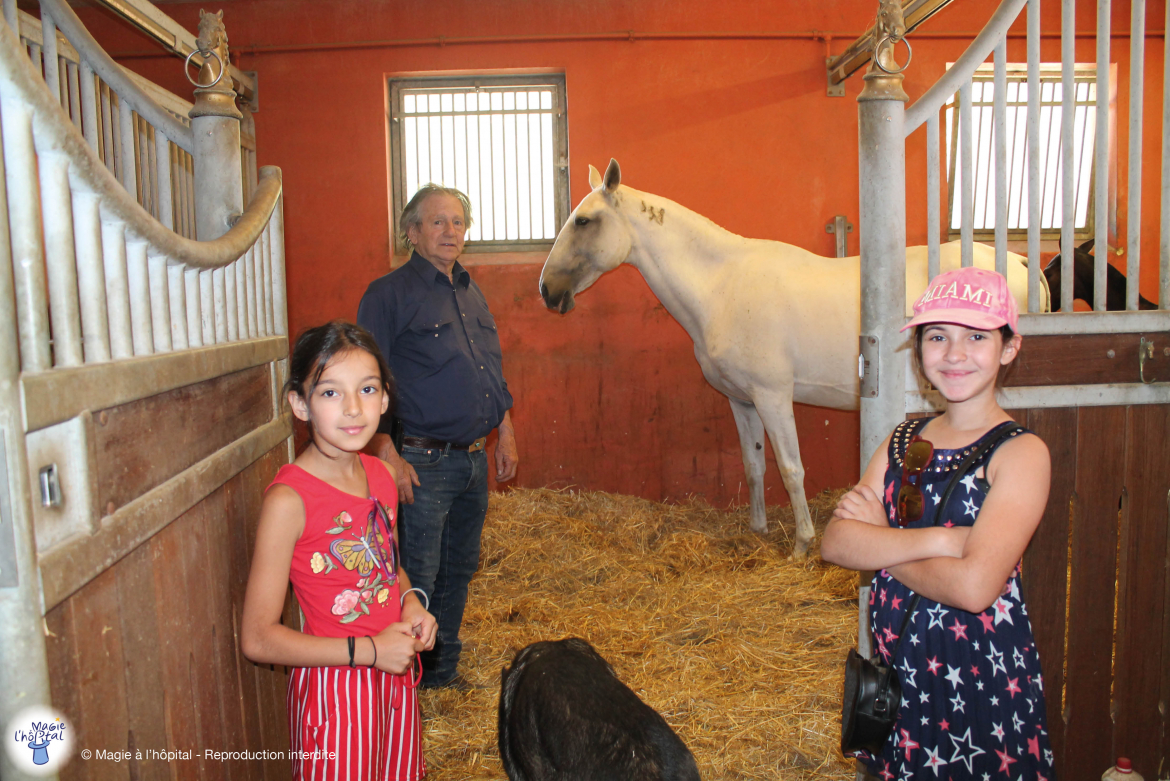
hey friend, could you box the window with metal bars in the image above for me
[945,64,1103,240]
[388,74,570,254]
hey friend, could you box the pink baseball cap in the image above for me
[901,266,1019,333]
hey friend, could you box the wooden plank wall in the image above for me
[1019,404,1170,781]
[39,365,294,780]
[45,446,290,781]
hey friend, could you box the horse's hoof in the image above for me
[789,539,812,561]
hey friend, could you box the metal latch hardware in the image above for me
[860,335,879,397]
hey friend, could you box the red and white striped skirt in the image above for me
[287,665,424,781]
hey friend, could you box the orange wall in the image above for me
[103,0,1164,506]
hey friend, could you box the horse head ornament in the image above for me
[539,159,633,314]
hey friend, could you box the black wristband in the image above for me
[366,636,377,669]
[347,636,356,667]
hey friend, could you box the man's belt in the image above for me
[402,436,486,453]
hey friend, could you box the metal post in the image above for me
[189,12,243,242]
[1097,0,1111,311]
[0,73,54,781]
[994,39,1008,275]
[858,0,909,674]
[1060,0,1076,312]
[1127,0,1145,310]
[1027,0,1042,313]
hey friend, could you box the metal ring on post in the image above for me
[873,35,913,74]
[184,48,224,89]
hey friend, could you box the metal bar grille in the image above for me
[392,76,568,249]
[946,65,1098,239]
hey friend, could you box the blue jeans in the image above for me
[397,444,489,686]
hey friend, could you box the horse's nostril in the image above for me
[540,282,549,300]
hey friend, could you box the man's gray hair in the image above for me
[398,184,474,252]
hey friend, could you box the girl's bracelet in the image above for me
[366,636,377,669]
[400,587,430,612]
[347,636,356,668]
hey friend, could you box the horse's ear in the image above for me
[588,164,602,190]
[217,9,223,18]
[603,158,621,192]
[1078,238,1095,254]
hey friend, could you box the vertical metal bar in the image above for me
[1027,0,1042,312]
[927,113,941,280]
[29,44,41,78]
[146,253,172,352]
[118,97,136,199]
[244,247,257,338]
[994,39,1009,275]
[3,0,16,27]
[960,80,974,267]
[176,150,188,238]
[183,267,201,348]
[1161,0,1170,308]
[101,221,134,359]
[39,153,83,367]
[99,80,114,170]
[1,98,51,371]
[1060,0,1076,312]
[124,239,153,355]
[261,229,273,335]
[1096,1,1111,310]
[248,246,260,337]
[66,62,81,130]
[271,194,287,335]
[144,119,157,220]
[199,269,214,345]
[39,10,61,103]
[167,263,188,350]
[236,254,250,339]
[79,61,98,151]
[1126,0,1145,310]
[156,133,173,230]
[225,256,238,341]
[135,115,149,216]
[186,149,196,239]
[212,267,227,343]
[71,190,111,363]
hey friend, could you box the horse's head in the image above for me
[539,159,632,314]
[1043,238,1095,310]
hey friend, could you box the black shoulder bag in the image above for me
[839,422,1023,755]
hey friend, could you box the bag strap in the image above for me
[881,421,1025,666]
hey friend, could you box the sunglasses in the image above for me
[896,436,934,527]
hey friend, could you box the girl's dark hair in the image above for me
[285,320,395,413]
[912,324,1017,388]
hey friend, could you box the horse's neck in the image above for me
[616,188,744,334]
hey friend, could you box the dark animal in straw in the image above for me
[1044,238,1157,311]
[498,638,701,781]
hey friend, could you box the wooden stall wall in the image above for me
[95,0,1165,509]
[1020,403,1170,781]
[44,447,291,781]
[33,360,293,779]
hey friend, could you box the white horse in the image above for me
[539,160,1046,558]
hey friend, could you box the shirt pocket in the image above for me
[400,314,458,369]
[476,313,503,356]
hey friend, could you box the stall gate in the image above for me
[851,0,1170,777]
[0,0,293,778]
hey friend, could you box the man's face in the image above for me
[407,194,467,266]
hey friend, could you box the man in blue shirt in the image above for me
[358,184,518,688]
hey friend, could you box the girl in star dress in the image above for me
[241,321,437,780]
[823,267,1056,780]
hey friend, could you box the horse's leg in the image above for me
[728,398,768,534]
[753,393,814,560]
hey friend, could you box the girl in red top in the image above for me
[242,320,437,781]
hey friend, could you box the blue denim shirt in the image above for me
[357,253,513,444]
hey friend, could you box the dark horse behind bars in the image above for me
[498,638,701,781]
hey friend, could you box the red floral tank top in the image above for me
[268,453,402,638]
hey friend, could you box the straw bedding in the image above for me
[418,487,859,780]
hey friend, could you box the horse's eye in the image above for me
[575,216,590,226]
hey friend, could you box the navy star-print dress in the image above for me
[856,418,1056,780]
